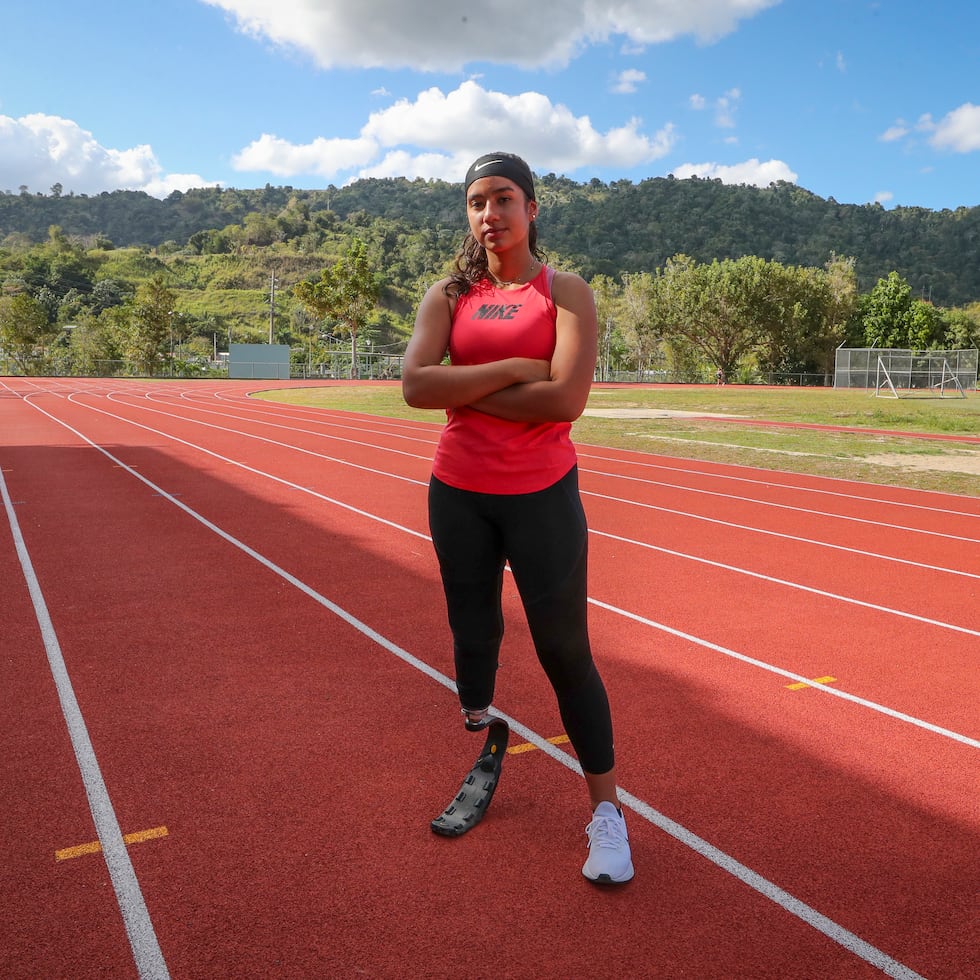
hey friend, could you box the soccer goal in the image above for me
[834,347,978,398]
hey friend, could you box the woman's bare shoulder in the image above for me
[550,269,594,307]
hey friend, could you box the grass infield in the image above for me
[257,383,980,498]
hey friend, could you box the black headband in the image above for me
[464,153,536,201]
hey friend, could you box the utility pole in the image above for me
[269,270,278,343]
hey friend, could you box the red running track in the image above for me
[2,377,977,980]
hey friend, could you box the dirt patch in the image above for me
[863,452,980,475]
[582,408,743,419]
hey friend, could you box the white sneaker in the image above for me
[582,801,634,884]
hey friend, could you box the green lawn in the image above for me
[257,383,980,497]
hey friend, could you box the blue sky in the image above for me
[1,0,978,210]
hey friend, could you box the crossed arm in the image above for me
[401,273,598,424]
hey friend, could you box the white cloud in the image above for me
[200,0,780,71]
[611,69,646,94]
[3,79,681,196]
[670,158,798,187]
[928,102,980,153]
[0,112,217,197]
[880,103,980,154]
[715,88,741,128]
[356,150,467,182]
[232,133,380,177]
[879,122,909,142]
[232,80,679,182]
[874,190,893,205]
[689,88,740,127]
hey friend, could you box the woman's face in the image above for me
[466,176,538,254]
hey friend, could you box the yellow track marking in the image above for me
[55,826,169,862]
[508,734,570,755]
[786,676,837,691]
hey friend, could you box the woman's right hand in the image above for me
[508,357,552,384]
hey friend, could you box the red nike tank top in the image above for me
[431,266,577,494]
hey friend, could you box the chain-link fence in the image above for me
[834,348,978,393]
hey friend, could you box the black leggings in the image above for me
[428,466,614,775]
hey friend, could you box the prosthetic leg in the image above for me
[430,711,509,837]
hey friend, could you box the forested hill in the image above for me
[2,175,979,305]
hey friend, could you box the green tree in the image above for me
[590,274,622,381]
[752,261,843,378]
[66,312,123,376]
[294,239,381,379]
[120,275,178,376]
[723,256,788,376]
[907,300,947,349]
[943,305,980,349]
[862,271,913,348]
[242,211,279,247]
[656,254,765,381]
[90,277,129,314]
[620,272,662,380]
[815,254,858,374]
[0,291,57,372]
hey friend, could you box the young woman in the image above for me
[402,152,633,885]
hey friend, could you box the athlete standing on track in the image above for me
[402,151,634,885]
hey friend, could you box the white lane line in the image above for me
[34,392,977,744]
[583,488,980,581]
[577,444,980,515]
[580,464,980,544]
[82,392,980,634]
[588,597,980,749]
[0,469,170,980]
[185,386,978,519]
[591,527,980,639]
[616,784,926,980]
[114,389,436,462]
[176,388,442,442]
[59,391,431,526]
[96,389,979,581]
[173,387,980,523]
[12,407,926,980]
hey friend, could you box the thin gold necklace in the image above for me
[489,260,539,287]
